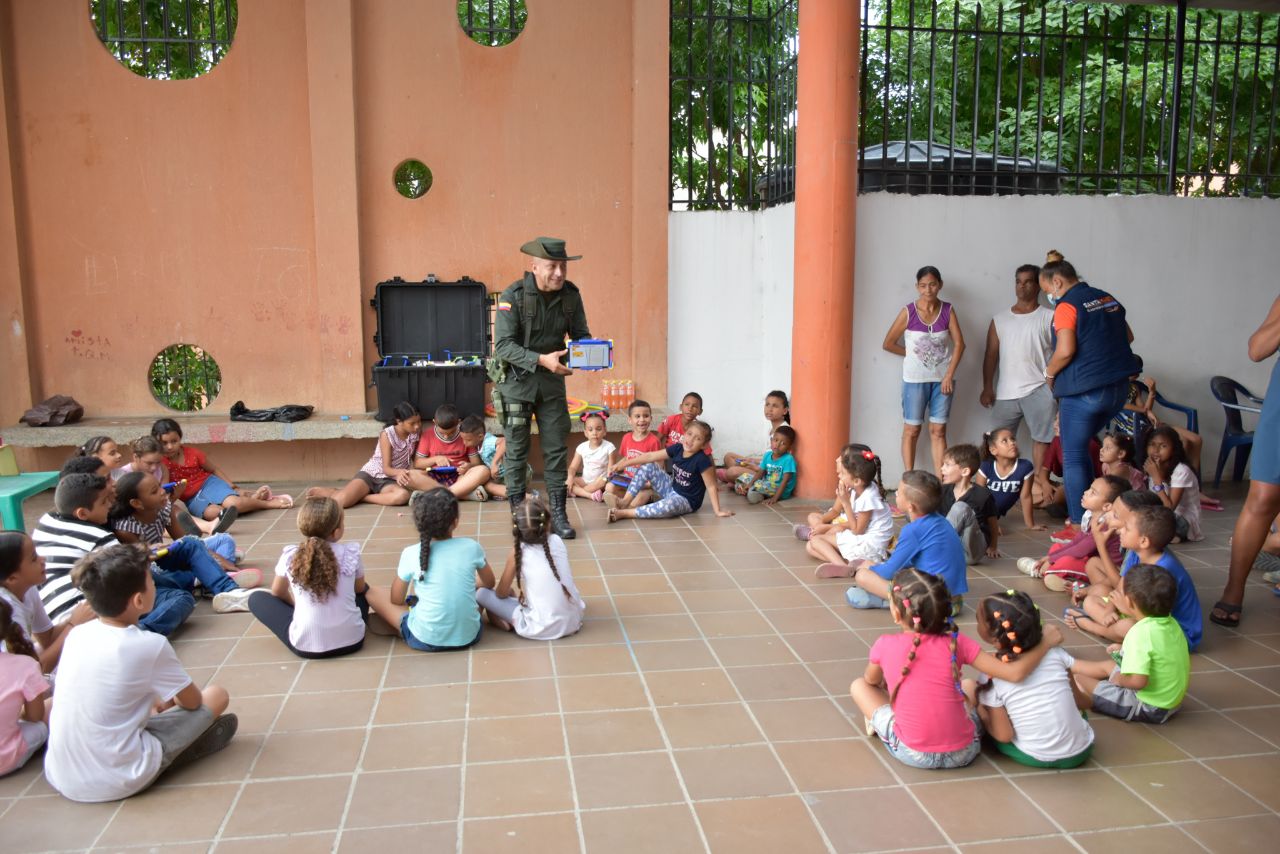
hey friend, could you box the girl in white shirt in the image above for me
[247,497,368,658]
[476,496,585,640]
[810,446,895,578]
[568,412,617,502]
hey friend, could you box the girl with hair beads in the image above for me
[0,531,91,672]
[75,436,124,479]
[720,390,791,482]
[976,428,1044,531]
[568,412,617,502]
[850,568,1062,769]
[248,497,370,658]
[1144,425,1203,542]
[476,495,585,640]
[305,402,423,509]
[1099,432,1146,493]
[366,489,495,651]
[964,590,1094,769]
[810,446,893,575]
[605,421,733,522]
[0,598,50,777]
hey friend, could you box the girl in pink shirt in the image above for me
[851,568,1062,769]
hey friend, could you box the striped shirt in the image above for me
[33,513,118,622]
[360,426,420,479]
[112,501,172,546]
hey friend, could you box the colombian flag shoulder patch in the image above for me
[497,301,512,311]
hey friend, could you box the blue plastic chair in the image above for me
[1210,376,1263,487]
[1111,386,1200,468]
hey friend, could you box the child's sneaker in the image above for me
[1016,557,1042,578]
[792,524,812,541]
[212,588,256,614]
[846,586,890,609]
[166,714,239,773]
[1049,524,1076,544]
[746,491,766,505]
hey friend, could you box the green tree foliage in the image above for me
[150,344,221,413]
[394,160,434,200]
[457,0,528,47]
[89,0,237,80]
[860,0,1280,196]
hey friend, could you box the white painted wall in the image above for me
[667,206,795,458]
[670,194,1279,486]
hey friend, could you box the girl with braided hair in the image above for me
[247,497,370,658]
[367,489,495,651]
[851,568,1065,769]
[964,590,1094,768]
[0,597,50,776]
[476,495,585,640]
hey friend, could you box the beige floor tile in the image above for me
[1224,705,1280,745]
[217,832,338,853]
[276,689,377,731]
[251,728,367,778]
[708,634,800,666]
[157,733,265,786]
[469,677,561,718]
[600,556,664,574]
[674,744,793,800]
[1016,769,1164,832]
[382,649,470,687]
[808,787,948,852]
[961,836,1080,853]
[605,573,675,595]
[222,776,352,836]
[783,630,869,662]
[682,588,757,613]
[1153,710,1275,757]
[463,758,574,818]
[573,751,685,808]
[471,646,554,681]
[553,643,637,676]
[0,761,41,798]
[580,803,705,852]
[749,697,857,742]
[1205,754,1280,812]
[462,812,580,853]
[657,701,763,749]
[1112,760,1265,821]
[697,610,778,638]
[774,738,898,792]
[1086,716,1192,765]
[645,667,740,706]
[620,613,701,641]
[1187,669,1280,709]
[727,663,825,701]
[361,721,465,771]
[0,795,119,851]
[1074,825,1200,853]
[466,714,566,763]
[695,795,830,854]
[668,569,740,591]
[763,606,850,634]
[564,709,666,755]
[173,636,239,668]
[292,657,386,692]
[911,777,1055,843]
[1181,813,1280,853]
[336,824,454,853]
[630,638,718,671]
[612,592,688,617]
[345,767,461,827]
[373,684,468,725]
[558,672,650,712]
[98,782,239,846]
[212,661,303,696]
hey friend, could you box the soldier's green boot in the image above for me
[548,490,577,540]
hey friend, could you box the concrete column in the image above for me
[789,0,860,498]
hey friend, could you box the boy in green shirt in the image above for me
[1070,563,1189,724]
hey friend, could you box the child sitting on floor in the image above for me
[964,590,1095,769]
[305,401,422,509]
[119,436,218,537]
[1070,563,1189,725]
[109,472,242,573]
[1144,425,1203,542]
[720,390,790,482]
[734,425,797,505]
[939,444,998,563]
[478,428,511,500]
[476,495,585,640]
[792,444,875,541]
[366,489,495,652]
[605,420,733,522]
[1017,475,1128,593]
[409,406,490,501]
[152,418,292,525]
[1099,432,1146,493]
[0,598,50,777]
[1066,503,1202,652]
[850,568,1064,770]
[248,497,369,659]
[75,436,124,479]
[606,399,662,509]
[0,531,88,672]
[976,428,1044,532]
[810,446,892,575]
[845,470,967,612]
[568,412,617,502]
[45,544,237,802]
[658,392,713,457]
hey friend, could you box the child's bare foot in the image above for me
[484,609,514,632]
[604,493,618,509]
[252,485,272,501]
[607,508,618,524]
[270,494,294,509]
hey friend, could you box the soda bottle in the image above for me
[624,379,634,406]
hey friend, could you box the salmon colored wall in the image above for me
[0,1,668,480]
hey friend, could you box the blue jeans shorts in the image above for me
[870,704,982,769]
[187,475,236,517]
[399,613,481,652]
[902,381,952,426]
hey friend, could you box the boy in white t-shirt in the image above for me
[44,544,237,802]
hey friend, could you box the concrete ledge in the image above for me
[1,409,663,448]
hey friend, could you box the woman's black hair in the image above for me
[389,401,420,427]
[766,390,791,424]
[150,418,182,439]
[1040,250,1078,281]
[412,488,460,587]
[915,265,943,283]
[108,471,149,524]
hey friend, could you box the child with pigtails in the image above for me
[850,568,1064,770]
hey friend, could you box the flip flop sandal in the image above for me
[174,507,201,538]
[606,509,618,524]
[212,506,238,535]
[1062,606,1088,627]
[1209,600,1242,627]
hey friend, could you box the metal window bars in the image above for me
[458,0,528,48]
[91,0,236,81]
[149,344,222,413]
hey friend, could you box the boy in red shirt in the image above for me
[606,399,662,510]
[406,406,490,501]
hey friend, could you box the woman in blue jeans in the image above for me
[1039,251,1138,526]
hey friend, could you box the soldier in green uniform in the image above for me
[492,237,591,538]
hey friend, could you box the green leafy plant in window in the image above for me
[149,344,221,412]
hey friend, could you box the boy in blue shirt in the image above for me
[1067,503,1202,651]
[736,426,798,506]
[847,470,968,610]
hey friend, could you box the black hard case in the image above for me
[370,276,489,422]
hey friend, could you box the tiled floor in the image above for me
[4,481,1280,853]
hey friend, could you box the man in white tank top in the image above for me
[980,264,1055,471]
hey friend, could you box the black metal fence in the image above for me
[91,0,236,80]
[149,344,221,412]
[669,0,798,210]
[457,0,527,48]
[861,1,1280,197]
